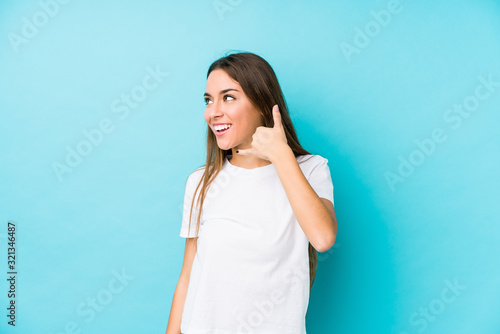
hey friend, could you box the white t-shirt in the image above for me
[179,154,334,334]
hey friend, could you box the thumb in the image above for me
[272,105,282,129]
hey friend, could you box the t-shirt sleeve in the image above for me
[179,171,202,238]
[307,155,334,207]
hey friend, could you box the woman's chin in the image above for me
[217,144,232,151]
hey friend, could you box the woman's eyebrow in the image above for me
[204,88,239,97]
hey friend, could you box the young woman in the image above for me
[166,52,337,334]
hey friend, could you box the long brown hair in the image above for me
[186,51,319,290]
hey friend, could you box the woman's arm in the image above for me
[166,237,198,334]
[236,105,337,252]
[272,147,337,253]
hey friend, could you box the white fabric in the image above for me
[179,154,334,334]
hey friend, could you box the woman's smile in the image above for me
[214,123,233,136]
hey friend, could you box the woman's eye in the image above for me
[204,95,234,105]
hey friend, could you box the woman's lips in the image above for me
[214,126,232,136]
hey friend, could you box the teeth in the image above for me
[215,124,232,131]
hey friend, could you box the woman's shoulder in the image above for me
[296,153,328,165]
[186,165,206,185]
[296,153,332,183]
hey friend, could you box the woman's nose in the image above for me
[210,100,224,119]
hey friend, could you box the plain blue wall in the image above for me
[1,0,499,333]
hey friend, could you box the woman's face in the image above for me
[204,69,263,151]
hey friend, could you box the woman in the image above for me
[166,51,337,334]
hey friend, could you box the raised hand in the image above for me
[236,104,289,162]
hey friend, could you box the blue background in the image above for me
[1,0,499,333]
